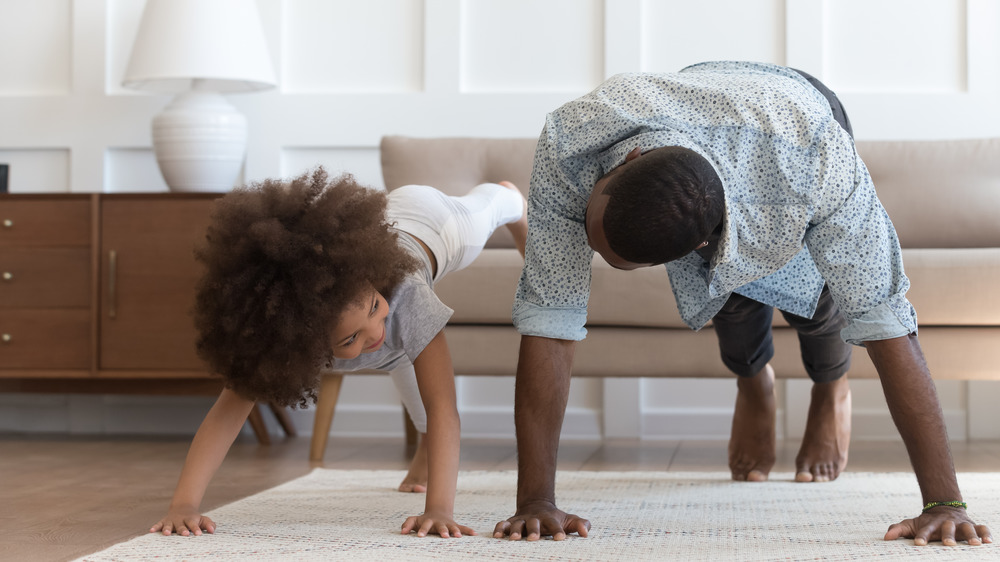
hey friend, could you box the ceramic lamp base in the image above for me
[152,91,247,192]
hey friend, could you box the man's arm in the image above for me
[493,335,590,541]
[868,335,992,546]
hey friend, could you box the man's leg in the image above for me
[780,285,853,482]
[712,293,777,481]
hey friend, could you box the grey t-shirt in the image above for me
[329,231,453,372]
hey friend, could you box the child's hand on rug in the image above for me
[884,507,992,546]
[401,511,477,538]
[150,506,217,537]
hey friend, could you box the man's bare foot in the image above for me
[794,376,851,482]
[398,433,428,493]
[729,364,776,482]
[499,181,528,257]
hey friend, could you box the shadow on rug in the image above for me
[76,469,997,561]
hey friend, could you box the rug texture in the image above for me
[77,469,998,561]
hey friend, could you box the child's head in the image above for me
[327,287,391,360]
[193,168,421,407]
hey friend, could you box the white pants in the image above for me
[385,183,523,433]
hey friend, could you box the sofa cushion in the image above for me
[386,136,1000,331]
[856,139,1000,249]
[436,247,1000,329]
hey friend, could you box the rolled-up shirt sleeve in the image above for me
[804,123,918,345]
[513,129,596,341]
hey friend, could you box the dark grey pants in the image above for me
[711,70,853,383]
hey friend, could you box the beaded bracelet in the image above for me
[922,500,967,512]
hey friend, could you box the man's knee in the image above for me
[713,293,775,378]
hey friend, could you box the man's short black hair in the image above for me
[603,146,725,264]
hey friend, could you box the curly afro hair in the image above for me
[193,168,422,407]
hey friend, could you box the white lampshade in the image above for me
[123,0,276,92]
[122,0,276,192]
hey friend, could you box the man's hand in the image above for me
[884,506,992,546]
[493,501,590,541]
[400,511,476,538]
[149,505,216,536]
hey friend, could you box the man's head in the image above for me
[193,168,420,407]
[585,146,724,269]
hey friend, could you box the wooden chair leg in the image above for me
[247,403,271,445]
[403,406,418,447]
[268,402,298,437]
[310,373,344,461]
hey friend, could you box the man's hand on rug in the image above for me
[884,507,992,546]
[493,501,590,541]
[149,506,216,537]
[400,511,476,538]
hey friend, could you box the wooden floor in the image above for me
[3,434,999,561]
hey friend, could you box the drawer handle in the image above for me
[1,334,10,343]
[1,271,10,281]
[2,219,11,228]
[108,250,118,319]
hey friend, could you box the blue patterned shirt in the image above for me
[513,61,917,346]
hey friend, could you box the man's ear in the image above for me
[625,147,642,162]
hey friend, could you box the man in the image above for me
[493,61,992,547]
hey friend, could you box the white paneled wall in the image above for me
[1,0,999,441]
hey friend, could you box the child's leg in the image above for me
[438,182,524,279]
[387,183,524,283]
[498,181,528,258]
[389,364,426,434]
[389,364,429,493]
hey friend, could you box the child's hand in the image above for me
[149,506,216,536]
[401,511,477,538]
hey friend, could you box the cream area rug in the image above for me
[76,469,997,561]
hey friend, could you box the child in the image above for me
[150,168,527,539]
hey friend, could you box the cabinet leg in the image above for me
[247,403,271,445]
[310,373,343,461]
[268,402,298,437]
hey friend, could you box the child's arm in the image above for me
[150,387,255,536]
[400,331,475,538]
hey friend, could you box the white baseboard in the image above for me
[321,405,602,440]
[0,394,977,443]
[639,407,787,440]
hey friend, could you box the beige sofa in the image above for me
[309,135,1000,458]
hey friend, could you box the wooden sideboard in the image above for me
[0,193,295,441]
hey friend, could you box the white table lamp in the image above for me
[122,0,276,192]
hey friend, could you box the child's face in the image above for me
[328,288,390,360]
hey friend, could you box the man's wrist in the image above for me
[922,500,967,513]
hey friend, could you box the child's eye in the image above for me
[343,334,357,346]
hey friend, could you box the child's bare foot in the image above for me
[499,181,528,257]
[794,376,851,482]
[729,364,776,482]
[399,432,428,493]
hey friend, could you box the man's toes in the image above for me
[795,462,839,483]
[746,469,769,482]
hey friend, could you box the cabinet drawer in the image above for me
[0,198,91,247]
[0,309,90,369]
[0,248,90,307]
